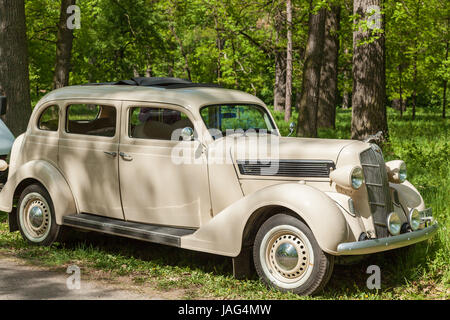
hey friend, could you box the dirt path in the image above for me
[0,256,169,300]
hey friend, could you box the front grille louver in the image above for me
[237,160,335,178]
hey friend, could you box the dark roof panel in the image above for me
[83,77,221,89]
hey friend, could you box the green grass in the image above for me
[0,106,448,299]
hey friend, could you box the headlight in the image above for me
[385,160,407,183]
[409,208,421,231]
[330,165,364,190]
[387,212,402,235]
[351,167,364,189]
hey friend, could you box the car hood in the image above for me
[209,135,363,164]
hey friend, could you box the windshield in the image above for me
[200,104,277,138]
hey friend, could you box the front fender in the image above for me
[0,160,77,225]
[181,183,350,257]
[389,180,425,211]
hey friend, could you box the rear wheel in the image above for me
[17,184,61,246]
[253,214,334,295]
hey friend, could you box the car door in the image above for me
[58,100,124,220]
[118,102,211,228]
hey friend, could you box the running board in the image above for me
[62,213,196,247]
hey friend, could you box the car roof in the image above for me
[37,84,266,112]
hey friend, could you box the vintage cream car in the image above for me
[0,77,438,295]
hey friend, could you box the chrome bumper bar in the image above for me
[337,222,439,255]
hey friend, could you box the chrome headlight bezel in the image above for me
[351,166,364,190]
[330,165,364,191]
[409,208,421,231]
[387,212,402,236]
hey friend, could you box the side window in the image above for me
[66,104,116,137]
[129,107,194,141]
[38,105,59,131]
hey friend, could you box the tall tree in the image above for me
[410,4,419,121]
[317,4,341,128]
[0,0,32,136]
[442,16,449,119]
[273,5,286,112]
[296,4,326,137]
[284,0,293,121]
[53,0,76,89]
[351,0,388,140]
[273,50,286,111]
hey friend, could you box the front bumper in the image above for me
[336,222,439,255]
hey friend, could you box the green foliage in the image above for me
[385,0,449,108]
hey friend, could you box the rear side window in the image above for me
[38,105,59,131]
[66,104,116,137]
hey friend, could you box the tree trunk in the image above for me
[53,0,76,89]
[342,91,350,109]
[351,0,388,140]
[398,64,403,117]
[443,31,448,119]
[273,6,286,113]
[342,47,351,109]
[411,5,420,121]
[284,0,293,122]
[296,5,326,137]
[317,5,340,129]
[411,51,417,120]
[0,0,31,136]
[273,51,286,112]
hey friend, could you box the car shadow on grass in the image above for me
[59,229,236,277]
[57,228,440,298]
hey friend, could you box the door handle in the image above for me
[104,151,117,157]
[119,152,133,161]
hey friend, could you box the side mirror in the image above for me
[180,127,194,141]
[287,122,295,137]
[0,96,6,116]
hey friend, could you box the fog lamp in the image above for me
[387,212,402,235]
[409,208,421,231]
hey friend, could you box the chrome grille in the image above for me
[360,145,393,238]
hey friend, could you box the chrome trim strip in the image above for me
[337,222,439,255]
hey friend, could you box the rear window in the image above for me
[38,105,59,131]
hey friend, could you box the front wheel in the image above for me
[253,214,334,295]
[17,184,61,246]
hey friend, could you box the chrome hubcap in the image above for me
[19,193,51,241]
[29,206,44,228]
[260,224,315,289]
[275,242,299,270]
[267,233,310,280]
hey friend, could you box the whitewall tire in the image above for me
[253,214,334,295]
[17,184,61,246]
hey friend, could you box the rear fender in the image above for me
[0,160,77,225]
[181,183,350,257]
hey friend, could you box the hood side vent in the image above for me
[236,160,335,178]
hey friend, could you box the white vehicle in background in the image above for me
[0,96,15,182]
